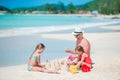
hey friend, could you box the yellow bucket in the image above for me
[70,65,77,74]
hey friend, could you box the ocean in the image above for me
[0,14,120,37]
[0,14,119,29]
[0,14,120,67]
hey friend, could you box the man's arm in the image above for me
[65,48,76,54]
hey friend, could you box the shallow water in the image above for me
[0,14,118,30]
[0,35,74,67]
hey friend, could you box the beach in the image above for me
[0,24,120,80]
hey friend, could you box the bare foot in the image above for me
[50,69,59,74]
[44,69,59,74]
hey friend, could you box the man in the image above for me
[65,27,90,56]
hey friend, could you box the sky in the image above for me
[0,0,93,9]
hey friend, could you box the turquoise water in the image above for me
[0,14,80,29]
[0,14,120,67]
[0,14,120,37]
[0,14,119,30]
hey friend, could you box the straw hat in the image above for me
[72,27,84,35]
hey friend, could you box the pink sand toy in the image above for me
[68,55,75,61]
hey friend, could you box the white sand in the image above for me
[100,25,120,30]
[0,26,120,80]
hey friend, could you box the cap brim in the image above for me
[72,32,81,35]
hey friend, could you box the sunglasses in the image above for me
[75,34,80,37]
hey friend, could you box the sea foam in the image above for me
[0,21,119,37]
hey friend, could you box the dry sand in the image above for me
[0,26,120,80]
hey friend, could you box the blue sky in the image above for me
[0,0,93,9]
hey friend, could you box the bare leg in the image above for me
[82,62,91,68]
[31,66,58,74]
[44,69,58,74]
[31,66,44,72]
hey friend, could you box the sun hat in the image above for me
[72,27,84,35]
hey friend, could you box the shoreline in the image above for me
[0,14,120,38]
[0,24,120,80]
[1,13,120,18]
[0,21,120,38]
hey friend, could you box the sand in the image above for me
[0,25,120,80]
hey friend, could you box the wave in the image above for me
[0,21,120,37]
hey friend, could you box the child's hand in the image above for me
[73,61,78,64]
[41,64,45,68]
[39,64,45,68]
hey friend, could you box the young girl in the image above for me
[69,46,92,72]
[27,43,57,73]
